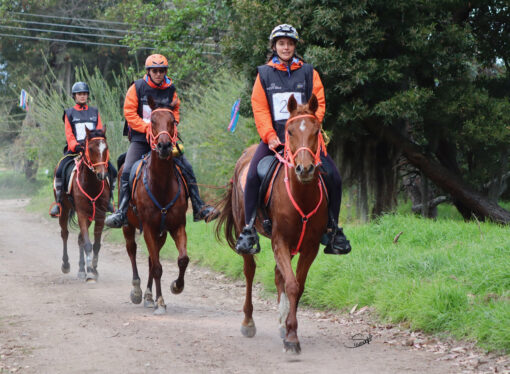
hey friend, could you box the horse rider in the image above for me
[235,24,352,255]
[105,53,219,228]
[50,81,117,217]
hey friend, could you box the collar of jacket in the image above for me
[144,74,173,89]
[73,104,89,110]
[269,56,303,72]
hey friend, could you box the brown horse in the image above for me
[121,96,189,315]
[58,128,111,282]
[216,94,328,354]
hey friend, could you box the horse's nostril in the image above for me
[296,165,303,174]
[308,165,315,174]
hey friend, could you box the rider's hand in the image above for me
[268,136,282,151]
[75,145,84,153]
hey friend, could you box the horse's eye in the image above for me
[315,130,320,136]
[288,130,293,137]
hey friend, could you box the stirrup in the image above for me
[235,226,260,255]
[49,202,61,218]
[105,210,126,228]
[323,227,351,255]
[193,205,219,222]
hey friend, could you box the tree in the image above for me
[222,0,510,223]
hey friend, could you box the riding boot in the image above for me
[321,213,351,255]
[105,175,130,228]
[235,213,260,255]
[50,177,63,217]
[177,157,219,222]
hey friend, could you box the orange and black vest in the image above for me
[257,63,313,142]
[63,106,99,142]
[123,78,176,142]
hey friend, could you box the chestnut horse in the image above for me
[58,128,111,282]
[215,94,328,354]
[121,97,189,315]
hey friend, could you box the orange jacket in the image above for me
[124,74,180,135]
[251,58,326,144]
[64,104,103,152]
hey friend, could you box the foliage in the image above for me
[108,0,230,88]
[26,66,130,170]
[222,0,510,215]
[179,70,258,200]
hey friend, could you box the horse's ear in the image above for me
[102,124,106,135]
[148,96,156,110]
[85,126,91,138]
[287,94,298,114]
[308,94,318,114]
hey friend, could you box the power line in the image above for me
[0,33,221,55]
[7,18,142,34]
[8,11,160,28]
[0,32,153,49]
[0,24,135,41]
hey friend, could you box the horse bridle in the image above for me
[273,114,327,167]
[147,108,178,151]
[83,136,110,171]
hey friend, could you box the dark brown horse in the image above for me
[216,94,328,354]
[121,97,189,315]
[58,128,111,282]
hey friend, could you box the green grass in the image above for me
[24,183,510,354]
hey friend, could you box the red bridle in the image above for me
[83,136,110,170]
[272,113,327,256]
[273,114,327,168]
[146,108,178,151]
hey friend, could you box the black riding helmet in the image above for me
[71,81,90,95]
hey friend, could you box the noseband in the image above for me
[147,108,178,151]
[84,136,110,171]
[273,114,327,167]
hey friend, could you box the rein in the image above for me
[272,113,327,255]
[75,157,106,222]
[146,108,178,151]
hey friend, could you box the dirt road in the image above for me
[0,199,506,373]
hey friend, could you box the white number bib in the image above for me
[142,104,152,123]
[75,122,95,141]
[272,92,303,121]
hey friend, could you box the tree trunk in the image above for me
[365,120,510,224]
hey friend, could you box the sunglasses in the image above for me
[151,68,167,74]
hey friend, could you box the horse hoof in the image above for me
[283,340,301,355]
[144,299,155,308]
[153,305,166,315]
[61,263,70,274]
[170,280,184,295]
[130,288,142,304]
[77,271,87,280]
[240,319,256,338]
[279,326,286,339]
[86,277,97,284]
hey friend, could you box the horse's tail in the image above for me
[214,180,237,250]
[67,207,78,230]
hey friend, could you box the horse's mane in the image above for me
[87,129,106,138]
[290,103,315,117]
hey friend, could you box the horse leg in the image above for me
[273,242,301,354]
[143,229,166,315]
[240,254,257,338]
[90,219,105,281]
[275,265,288,339]
[143,257,155,308]
[78,218,95,283]
[169,225,189,295]
[123,224,142,304]
[59,204,70,274]
[77,233,87,280]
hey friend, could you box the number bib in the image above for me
[272,92,303,121]
[75,122,95,141]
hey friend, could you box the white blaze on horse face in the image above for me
[98,140,107,160]
[299,120,306,132]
